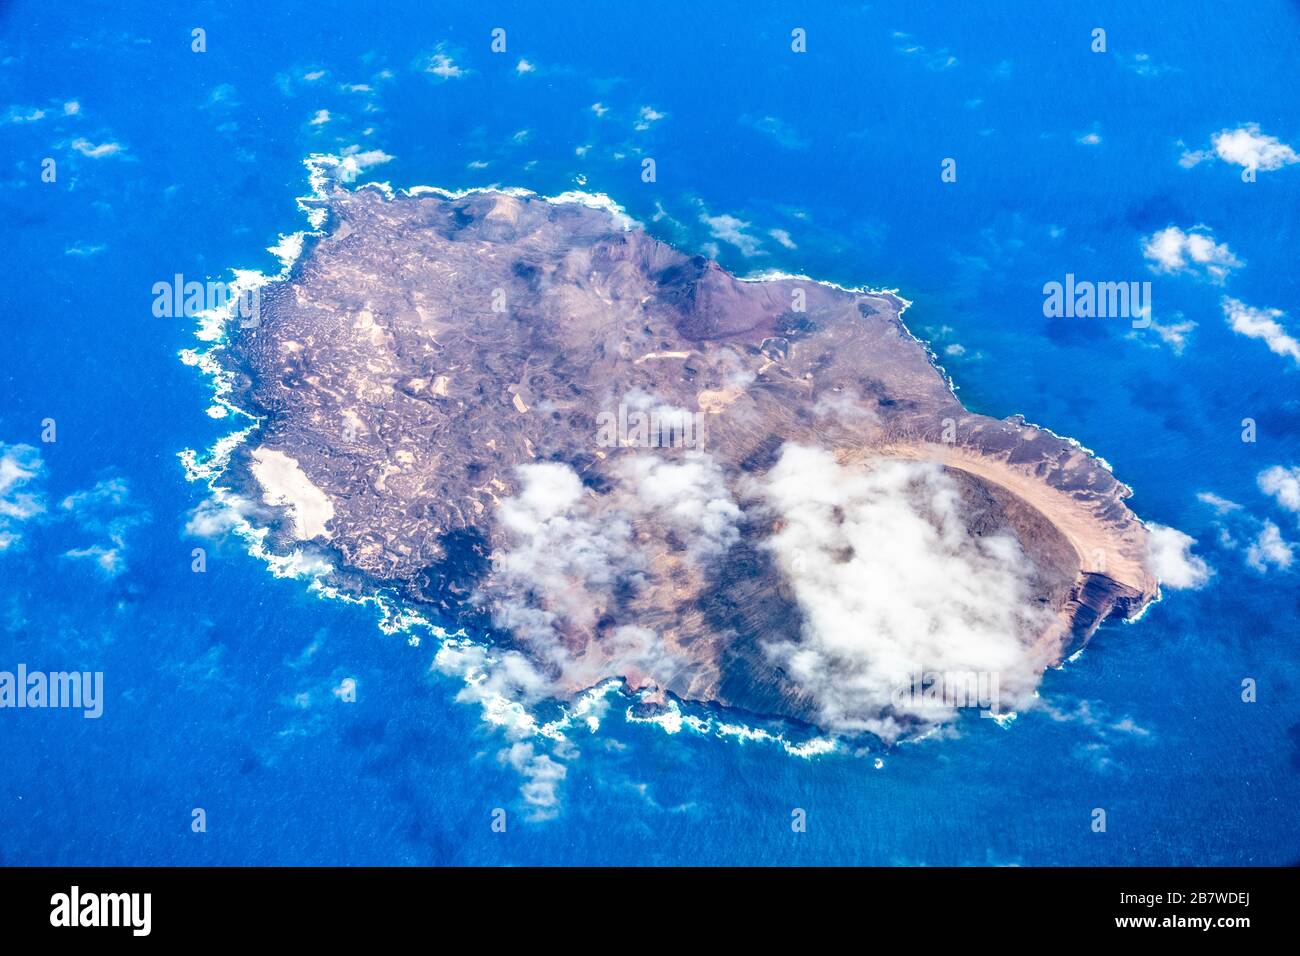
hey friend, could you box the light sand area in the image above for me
[249,447,335,540]
[866,441,1157,599]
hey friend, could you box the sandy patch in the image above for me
[872,441,1155,595]
[250,447,335,540]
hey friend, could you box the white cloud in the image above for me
[1129,311,1198,353]
[60,477,147,577]
[334,145,394,182]
[63,544,125,578]
[425,51,465,79]
[309,109,330,126]
[484,450,743,693]
[892,33,958,70]
[1,452,145,563]
[205,84,237,109]
[1211,123,1299,173]
[1196,491,1242,516]
[61,477,129,512]
[701,212,764,257]
[1146,315,1197,354]
[812,389,879,425]
[185,495,256,538]
[6,105,45,123]
[487,462,640,675]
[432,641,575,812]
[1246,521,1294,572]
[1142,226,1241,283]
[515,58,535,74]
[768,228,796,249]
[1146,523,1212,590]
[64,241,106,257]
[590,102,608,117]
[434,641,552,717]
[0,442,47,552]
[1222,297,1300,366]
[614,451,740,563]
[499,742,567,816]
[1258,465,1300,515]
[70,137,123,159]
[752,445,1056,741]
[634,106,665,131]
[1122,52,1174,78]
[1199,482,1298,574]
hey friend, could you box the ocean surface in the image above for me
[2,0,1298,865]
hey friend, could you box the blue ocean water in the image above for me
[1,0,1298,864]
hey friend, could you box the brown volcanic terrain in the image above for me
[213,183,1157,736]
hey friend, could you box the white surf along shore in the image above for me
[178,150,1163,777]
[177,151,847,762]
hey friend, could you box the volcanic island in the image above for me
[205,181,1159,742]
